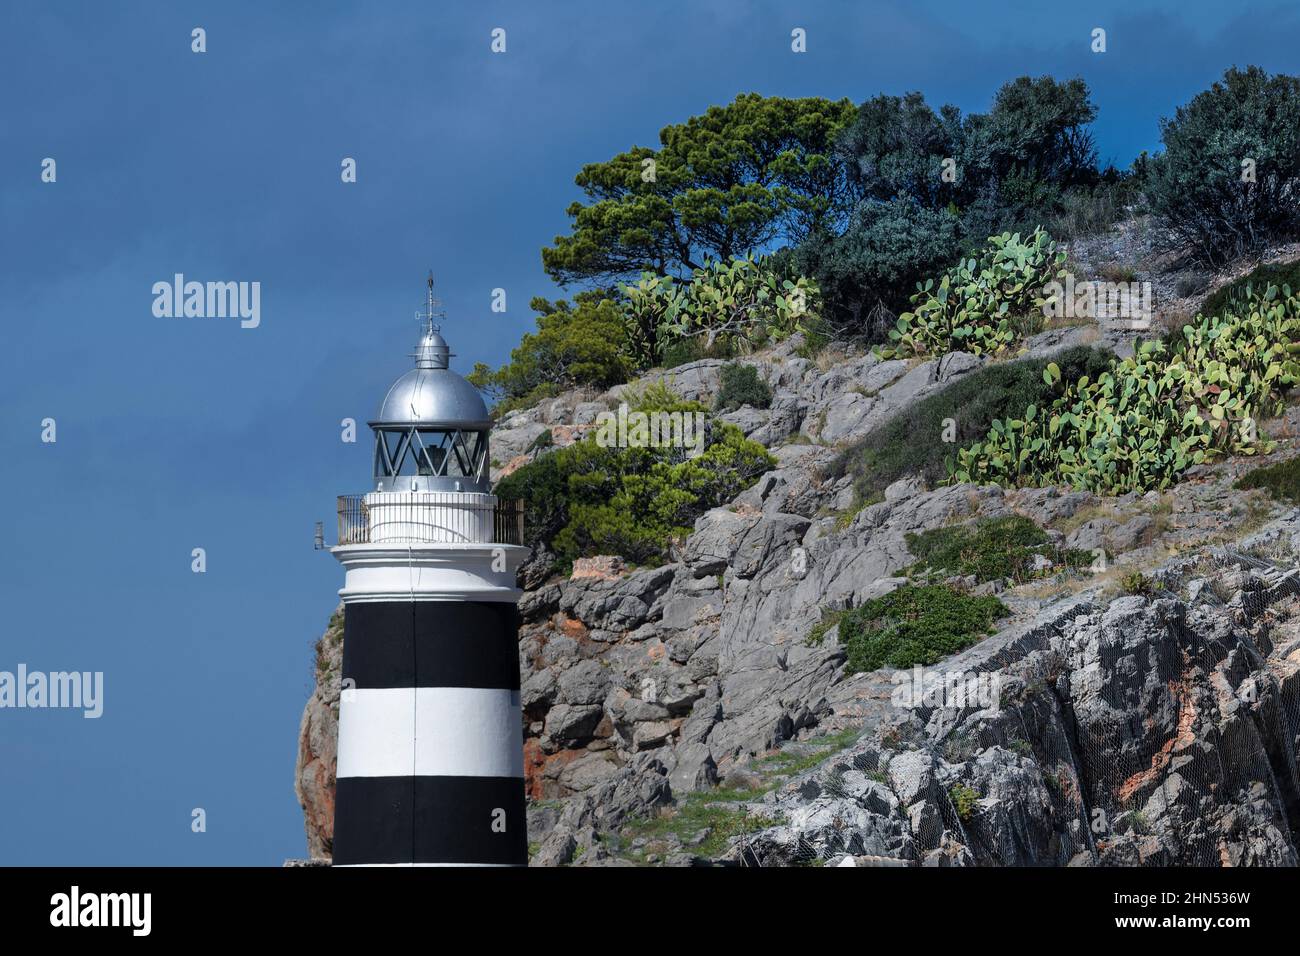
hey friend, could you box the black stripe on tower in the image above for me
[334,777,528,866]
[341,601,522,690]
[332,599,526,867]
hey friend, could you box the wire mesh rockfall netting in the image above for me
[738,544,1300,867]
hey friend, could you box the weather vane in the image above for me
[417,269,445,334]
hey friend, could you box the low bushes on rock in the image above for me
[473,258,825,419]
[495,389,774,568]
[468,295,634,416]
[660,336,739,369]
[715,362,773,412]
[1118,570,1154,597]
[1236,455,1300,504]
[949,784,979,821]
[839,584,1008,674]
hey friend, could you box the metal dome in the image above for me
[413,327,451,370]
[368,275,491,429]
[370,365,492,429]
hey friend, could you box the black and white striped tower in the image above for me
[330,276,528,867]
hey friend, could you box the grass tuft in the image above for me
[1236,455,1300,505]
[905,515,1093,584]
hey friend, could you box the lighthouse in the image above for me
[330,277,528,867]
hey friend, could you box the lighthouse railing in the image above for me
[337,493,524,546]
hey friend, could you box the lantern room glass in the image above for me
[374,427,487,481]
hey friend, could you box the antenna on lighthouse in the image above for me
[418,270,445,334]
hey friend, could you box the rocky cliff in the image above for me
[295,330,1300,866]
[737,540,1300,867]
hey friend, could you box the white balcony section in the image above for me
[336,491,524,546]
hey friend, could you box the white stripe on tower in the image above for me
[337,687,525,779]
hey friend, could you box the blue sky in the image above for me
[0,0,1296,865]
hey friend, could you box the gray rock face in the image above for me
[1022,325,1105,358]
[544,703,605,745]
[1066,515,1153,554]
[744,769,917,864]
[481,337,986,483]
[733,554,1300,867]
[556,661,613,706]
[799,352,984,446]
[559,565,675,631]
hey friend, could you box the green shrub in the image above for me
[877,228,1066,358]
[949,784,979,821]
[495,388,774,567]
[905,515,1092,584]
[1236,455,1300,504]
[826,346,1114,503]
[1143,66,1300,267]
[832,91,961,209]
[971,76,1100,199]
[1119,571,1153,597]
[715,363,773,412]
[955,284,1300,494]
[839,584,1008,674]
[469,295,632,413]
[789,196,964,339]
